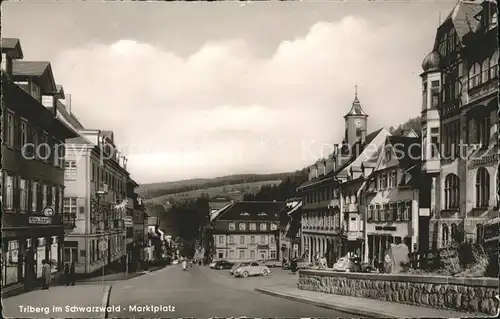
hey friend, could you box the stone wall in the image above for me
[298,270,499,315]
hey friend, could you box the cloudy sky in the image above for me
[2,0,456,184]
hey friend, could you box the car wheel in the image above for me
[219,265,223,270]
[261,269,269,276]
[242,271,249,278]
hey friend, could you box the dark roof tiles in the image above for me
[215,201,285,221]
[13,61,50,77]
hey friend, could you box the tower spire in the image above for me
[355,84,358,98]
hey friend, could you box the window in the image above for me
[404,201,412,221]
[218,252,224,259]
[270,223,277,231]
[475,168,490,208]
[381,204,387,221]
[422,82,428,110]
[385,147,392,161]
[489,50,498,79]
[476,116,491,147]
[249,223,256,231]
[389,171,397,188]
[42,184,47,209]
[240,236,245,244]
[250,236,255,244]
[476,224,484,245]
[468,63,481,88]
[382,173,387,189]
[31,181,38,211]
[444,174,460,209]
[482,58,490,83]
[19,179,27,210]
[20,120,28,149]
[259,223,267,231]
[3,240,20,285]
[260,236,266,244]
[250,250,255,259]
[4,175,14,210]
[64,161,77,180]
[442,121,460,157]
[442,224,449,247]
[239,250,245,259]
[270,236,275,244]
[229,236,234,244]
[367,205,373,221]
[239,223,246,231]
[229,223,236,231]
[5,112,14,147]
[270,251,276,259]
[40,132,48,160]
[64,198,78,219]
[218,236,224,244]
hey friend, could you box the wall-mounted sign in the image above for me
[29,216,51,225]
[123,216,133,227]
[43,207,55,217]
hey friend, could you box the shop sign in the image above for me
[468,153,498,169]
[29,216,51,225]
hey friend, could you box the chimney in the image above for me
[66,94,72,114]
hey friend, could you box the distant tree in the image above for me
[392,116,422,136]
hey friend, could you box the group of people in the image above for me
[41,260,76,290]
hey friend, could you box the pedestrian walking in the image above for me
[42,260,51,289]
[64,263,70,286]
[69,261,76,285]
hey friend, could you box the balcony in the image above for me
[347,230,363,241]
[422,158,440,174]
[467,78,498,104]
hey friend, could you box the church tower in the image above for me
[344,85,368,146]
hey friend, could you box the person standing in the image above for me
[42,260,51,289]
[64,263,70,286]
[69,262,76,286]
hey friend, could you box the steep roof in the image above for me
[1,38,23,59]
[438,1,483,45]
[386,136,421,169]
[344,93,368,118]
[297,128,386,191]
[213,201,285,221]
[13,61,51,77]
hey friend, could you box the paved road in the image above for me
[108,265,359,318]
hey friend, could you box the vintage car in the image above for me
[258,259,282,268]
[333,257,373,273]
[229,262,250,275]
[234,262,271,278]
[211,260,234,270]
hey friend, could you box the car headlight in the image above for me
[235,268,242,273]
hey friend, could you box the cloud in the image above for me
[52,16,425,183]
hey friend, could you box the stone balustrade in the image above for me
[298,269,499,315]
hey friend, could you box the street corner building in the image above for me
[58,99,141,275]
[1,38,79,293]
[419,0,499,249]
[278,198,303,261]
[210,201,286,261]
[297,89,393,267]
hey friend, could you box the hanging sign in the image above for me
[29,216,51,225]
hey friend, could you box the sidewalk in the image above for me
[2,284,111,318]
[255,285,481,318]
[78,264,166,283]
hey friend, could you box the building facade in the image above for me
[298,91,390,266]
[211,201,284,261]
[421,0,498,249]
[62,127,130,274]
[278,198,302,261]
[1,38,78,291]
[363,134,432,266]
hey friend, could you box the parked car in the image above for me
[259,260,282,268]
[230,262,250,275]
[234,262,271,278]
[212,260,234,270]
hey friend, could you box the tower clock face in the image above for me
[354,119,364,128]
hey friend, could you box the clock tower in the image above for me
[344,85,368,146]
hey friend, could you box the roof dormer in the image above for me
[258,212,267,216]
[12,61,57,102]
[240,212,250,216]
[1,38,23,76]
